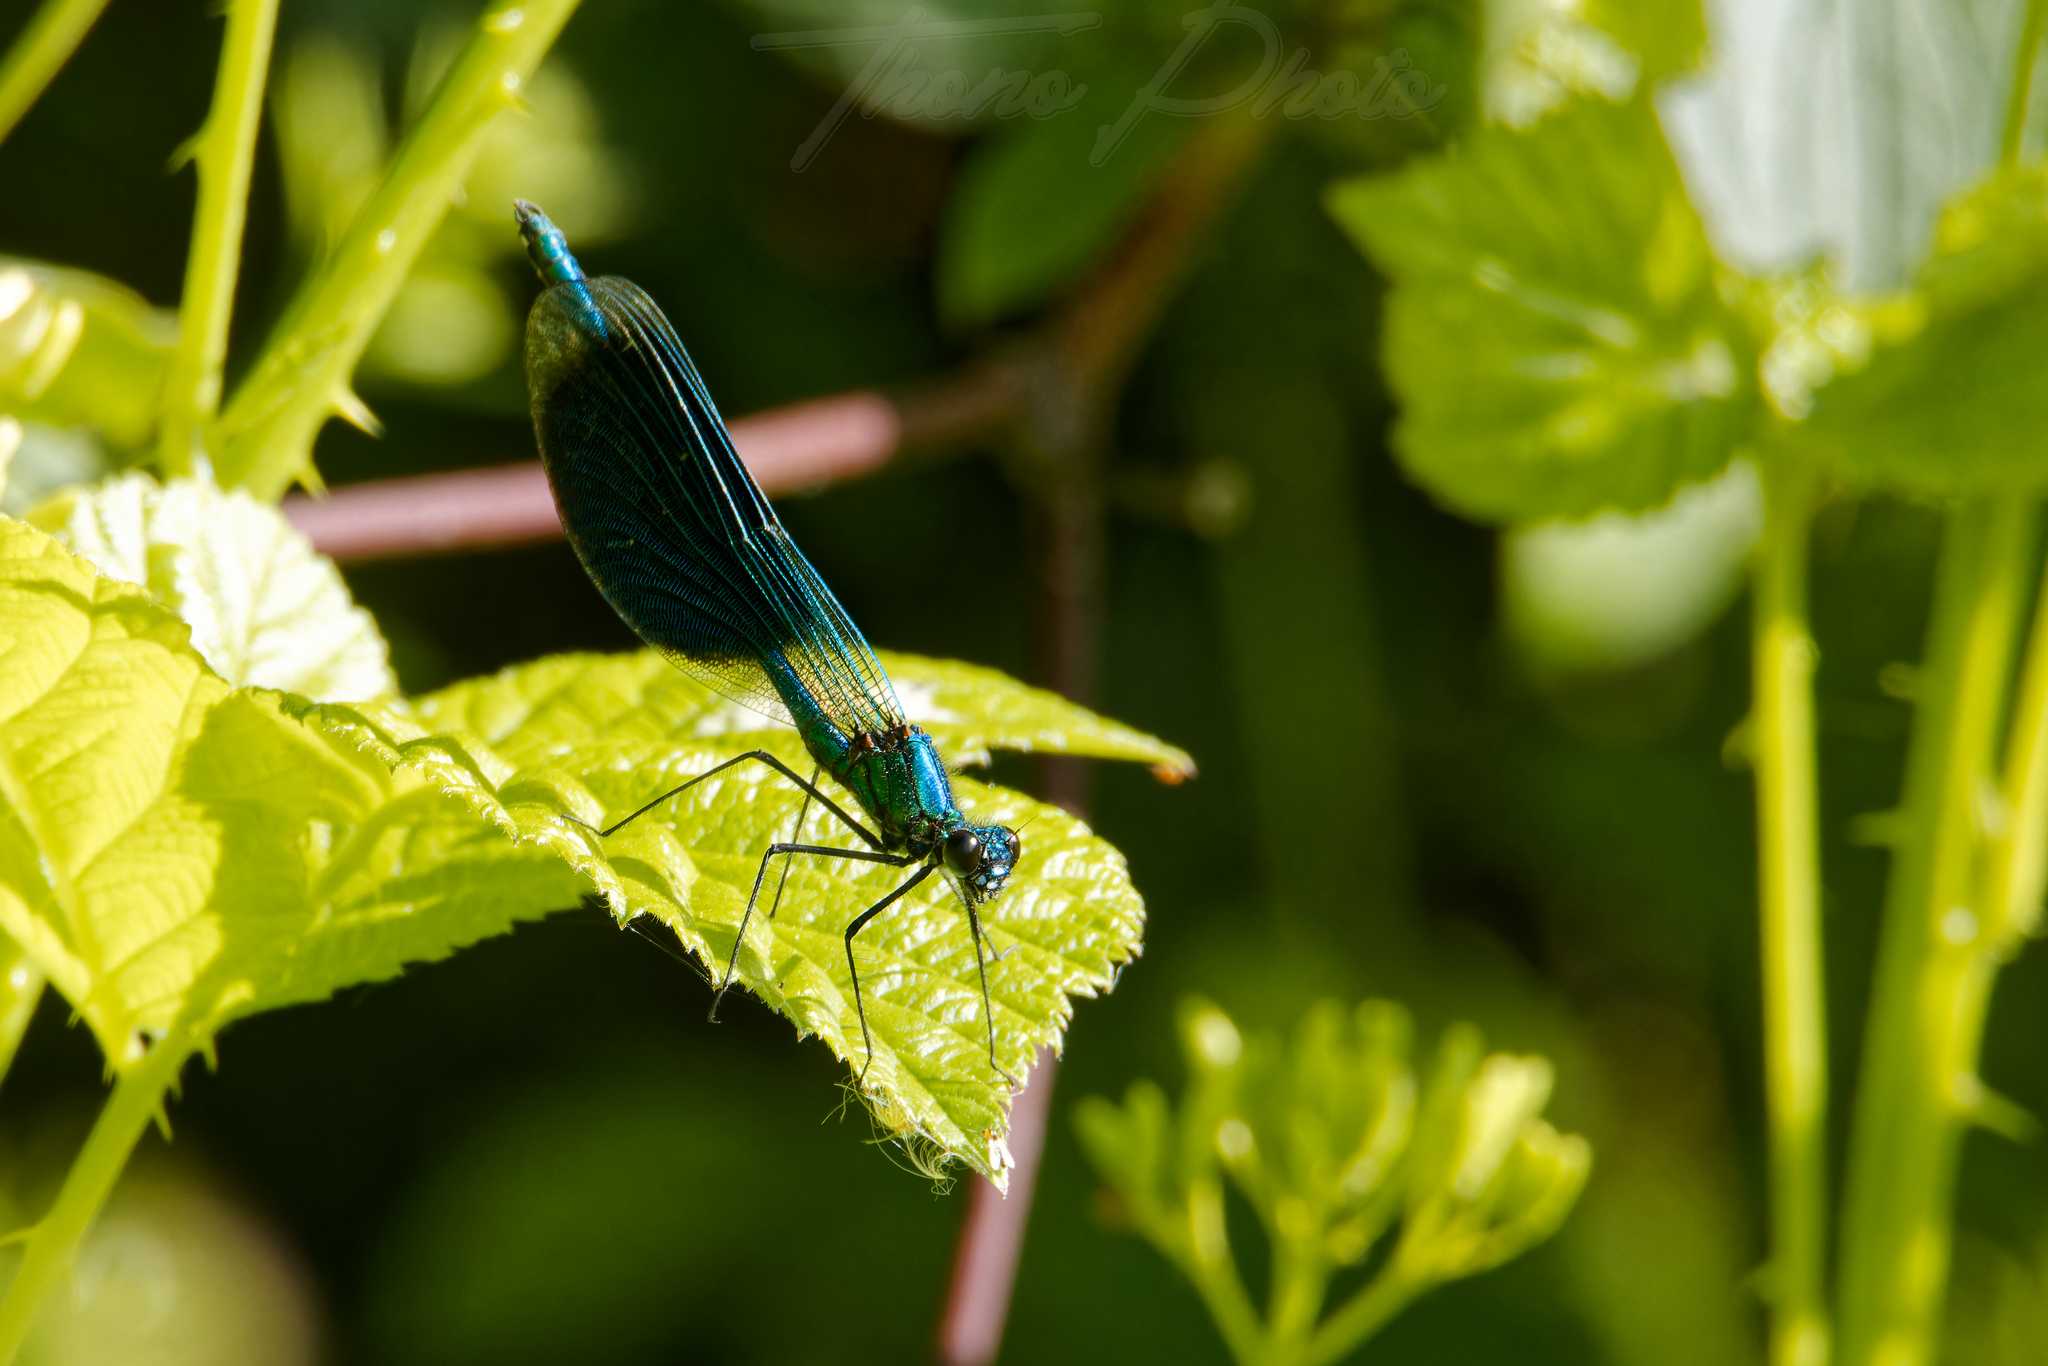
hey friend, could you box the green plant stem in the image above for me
[1837,498,2035,1366]
[1183,1184,1264,1366]
[1985,550,2048,945]
[213,0,580,501]
[0,1034,194,1364]
[1264,1237,1329,1365]
[1750,461,1828,1366]
[158,0,279,477]
[2000,0,2048,163]
[1301,1268,1423,1366]
[0,0,110,145]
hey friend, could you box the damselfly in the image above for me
[516,201,1021,1088]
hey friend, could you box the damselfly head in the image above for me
[944,823,1022,904]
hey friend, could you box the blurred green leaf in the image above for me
[940,114,1186,326]
[1502,459,1760,675]
[0,520,1169,1182]
[28,473,397,701]
[4,1162,321,1366]
[1078,997,1590,1363]
[1795,164,2048,492]
[1331,95,1756,521]
[0,261,174,451]
[730,0,1123,135]
[1483,0,1705,127]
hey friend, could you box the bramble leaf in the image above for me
[29,473,397,701]
[0,519,1169,1183]
[0,515,603,1063]
[1330,95,1757,522]
[406,646,1196,779]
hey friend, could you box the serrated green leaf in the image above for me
[0,521,1167,1183]
[0,516,603,1066]
[1331,94,1758,522]
[1794,164,2048,492]
[398,648,1176,1185]
[28,473,397,701]
[405,646,1196,778]
[940,114,1188,326]
[573,751,1139,1187]
[0,261,175,451]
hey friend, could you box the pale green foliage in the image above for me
[1502,460,1761,676]
[0,517,1170,1182]
[1344,5,2048,527]
[400,648,1184,1184]
[1797,165,2048,492]
[1329,95,1757,522]
[0,514,595,1062]
[1077,998,1590,1365]
[28,473,396,700]
[0,259,174,450]
[408,646,1196,776]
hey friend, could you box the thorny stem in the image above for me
[0,1035,194,1364]
[1837,500,2035,1366]
[0,0,111,146]
[1750,462,1828,1366]
[158,0,279,476]
[1834,23,2048,1364]
[214,0,580,501]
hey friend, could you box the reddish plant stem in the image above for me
[934,117,1265,1366]
[286,359,1028,561]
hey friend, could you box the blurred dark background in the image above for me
[5,1,2048,1363]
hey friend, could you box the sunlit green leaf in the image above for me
[1795,165,2048,492]
[0,260,174,450]
[0,520,1167,1182]
[28,473,397,701]
[0,516,602,1064]
[405,646,1196,778]
[1331,95,1758,522]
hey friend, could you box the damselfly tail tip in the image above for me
[514,200,585,286]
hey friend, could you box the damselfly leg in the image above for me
[712,841,917,1025]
